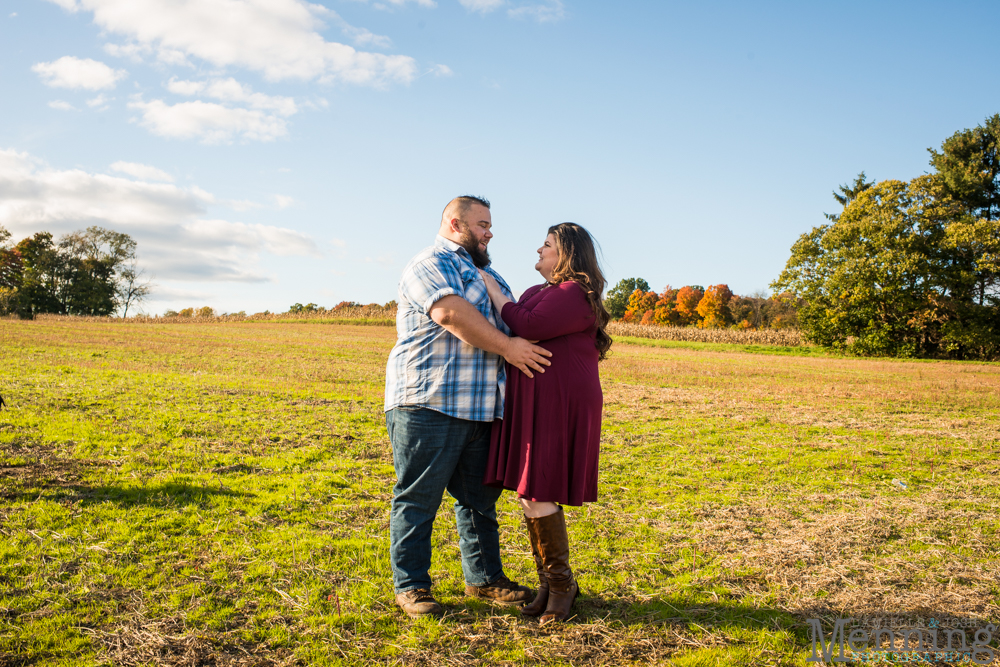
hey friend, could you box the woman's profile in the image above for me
[479,222,611,624]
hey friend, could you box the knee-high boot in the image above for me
[531,507,578,624]
[520,514,549,617]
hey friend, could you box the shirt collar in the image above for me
[435,234,492,269]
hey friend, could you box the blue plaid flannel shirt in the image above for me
[384,235,514,422]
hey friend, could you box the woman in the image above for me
[479,222,611,624]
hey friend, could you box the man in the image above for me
[384,195,553,618]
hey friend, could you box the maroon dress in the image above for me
[484,281,603,505]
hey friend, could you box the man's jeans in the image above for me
[386,406,505,593]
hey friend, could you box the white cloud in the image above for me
[0,147,319,282]
[156,48,192,67]
[275,195,294,209]
[86,93,112,110]
[32,56,127,90]
[103,42,148,62]
[460,0,505,13]
[346,0,436,6]
[110,161,174,182]
[129,97,289,144]
[430,64,453,77]
[508,0,565,22]
[46,0,417,86]
[165,78,205,96]
[145,285,214,302]
[226,199,262,212]
[48,100,77,111]
[168,78,298,116]
[341,24,392,49]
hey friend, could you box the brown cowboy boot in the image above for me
[520,514,549,617]
[533,507,578,624]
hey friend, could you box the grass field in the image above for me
[2,320,998,666]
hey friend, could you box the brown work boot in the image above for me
[395,588,443,618]
[520,514,549,617]
[533,507,579,625]
[465,575,533,605]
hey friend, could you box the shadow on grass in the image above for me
[453,591,803,634]
[3,480,249,508]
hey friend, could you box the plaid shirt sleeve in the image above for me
[400,254,465,316]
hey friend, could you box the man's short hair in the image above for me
[443,195,490,222]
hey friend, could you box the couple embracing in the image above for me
[384,195,611,624]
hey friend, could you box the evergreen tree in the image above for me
[929,114,1000,221]
[824,172,875,222]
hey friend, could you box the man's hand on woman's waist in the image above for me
[429,295,552,378]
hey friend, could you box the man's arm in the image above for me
[429,295,552,378]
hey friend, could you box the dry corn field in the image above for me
[607,321,806,346]
[32,314,804,348]
[32,306,396,326]
[1,319,998,666]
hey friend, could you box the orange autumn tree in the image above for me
[624,288,658,322]
[696,284,734,328]
[674,285,704,325]
[649,285,680,325]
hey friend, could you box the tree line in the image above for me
[604,278,800,330]
[605,115,999,360]
[0,225,151,318]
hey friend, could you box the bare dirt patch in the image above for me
[0,438,114,495]
[672,494,1000,621]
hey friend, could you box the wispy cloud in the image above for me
[48,100,77,111]
[0,147,319,282]
[110,160,174,182]
[128,97,290,144]
[345,0,437,8]
[32,56,127,90]
[508,0,565,22]
[47,0,418,86]
[86,93,112,110]
[459,0,505,13]
[167,78,297,116]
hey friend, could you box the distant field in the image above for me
[1,320,998,666]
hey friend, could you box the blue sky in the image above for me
[2,0,999,314]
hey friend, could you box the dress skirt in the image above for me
[484,281,603,505]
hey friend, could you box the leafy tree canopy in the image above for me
[605,277,650,319]
[773,115,1000,359]
[0,226,152,318]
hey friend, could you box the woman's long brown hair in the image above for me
[547,223,613,360]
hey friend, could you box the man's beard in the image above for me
[459,228,490,268]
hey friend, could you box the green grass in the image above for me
[1,320,998,665]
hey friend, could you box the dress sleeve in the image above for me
[501,281,595,340]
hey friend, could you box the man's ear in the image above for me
[447,218,464,234]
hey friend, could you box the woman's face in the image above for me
[535,233,559,282]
